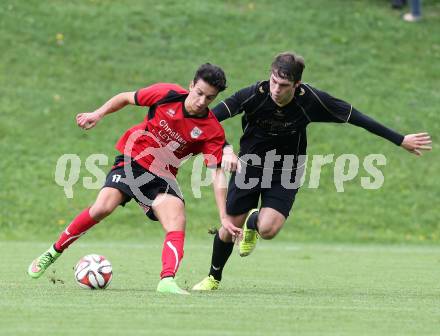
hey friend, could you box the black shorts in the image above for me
[226,165,300,218]
[103,155,183,221]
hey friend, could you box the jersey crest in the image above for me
[190,126,203,139]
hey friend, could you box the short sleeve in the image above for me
[201,128,226,168]
[135,83,186,107]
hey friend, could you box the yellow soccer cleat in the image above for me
[192,275,220,291]
[239,209,259,257]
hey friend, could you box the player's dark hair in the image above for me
[193,63,227,92]
[271,51,305,83]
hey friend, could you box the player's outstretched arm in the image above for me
[400,132,432,156]
[211,167,242,238]
[76,91,136,130]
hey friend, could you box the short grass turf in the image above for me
[1,239,440,336]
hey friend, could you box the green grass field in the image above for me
[1,0,440,335]
[2,239,440,335]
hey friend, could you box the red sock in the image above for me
[54,208,99,252]
[160,231,185,279]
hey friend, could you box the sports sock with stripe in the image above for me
[209,232,234,281]
[160,231,185,279]
[54,208,99,252]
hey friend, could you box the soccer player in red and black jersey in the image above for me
[28,63,240,294]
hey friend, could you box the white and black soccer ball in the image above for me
[74,254,112,289]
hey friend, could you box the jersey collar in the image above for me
[182,103,209,119]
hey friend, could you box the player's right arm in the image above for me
[211,84,256,170]
[76,92,136,130]
[212,84,256,122]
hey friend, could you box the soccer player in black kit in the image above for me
[192,51,432,291]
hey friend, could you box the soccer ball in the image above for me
[74,254,112,289]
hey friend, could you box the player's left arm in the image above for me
[76,92,136,130]
[308,85,432,156]
[221,144,241,173]
[202,128,242,237]
[211,167,242,237]
[348,109,432,156]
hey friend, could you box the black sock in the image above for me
[246,210,259,231]
[209,232,234,281]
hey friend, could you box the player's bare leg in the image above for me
[28,188,125,279]
[218,213,247,242]
[239,207,286,256]
[153,193,189,295]
[257,207,286,239]
[89,187,126,221]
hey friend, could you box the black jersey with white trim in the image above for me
[212,80,404,170]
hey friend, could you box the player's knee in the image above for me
[174,213,186,227]
[218,226,235,243]
[259,227,279,240]
[258,220,282,239]
[166,213,186,231]
[257,212,285,240]
[90,202,117,220]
